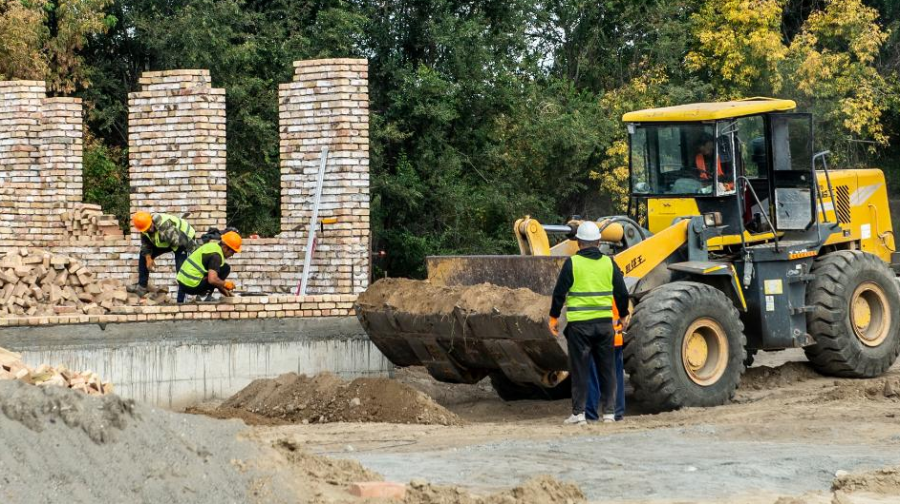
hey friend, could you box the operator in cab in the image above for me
[693,133,734,192]
[548,221,630,425]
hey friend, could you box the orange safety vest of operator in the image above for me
[695,153,724,181]
[612,304,623,348]
[695,153,734,191]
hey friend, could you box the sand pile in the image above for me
[404,475,585,504]
[832,466,900,494]
[0,380,293,503]
[820,377,900,402]
[219,372,461,425]
[740,362,820,390]
[356,278,550,322]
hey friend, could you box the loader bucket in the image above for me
[356,256,569,386]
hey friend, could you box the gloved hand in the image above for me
[145,255,155,272]
[549,317,559,337]
[223,280,235,291]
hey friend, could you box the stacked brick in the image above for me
[0,58,371,325]
[0,294,356,327]
[279,59,370,295]
[60,203,124,240]
[128,70,227,234]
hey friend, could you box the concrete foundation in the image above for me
[0,317,391,408]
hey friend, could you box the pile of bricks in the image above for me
[0,247,162,317]
[0,346,113,395]
[60,203,124,240]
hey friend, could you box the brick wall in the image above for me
[0,58,371,316]
[0,82,86,246]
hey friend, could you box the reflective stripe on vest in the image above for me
[176,242,225,288]
[566,254,615,322]
[143,214,196,250]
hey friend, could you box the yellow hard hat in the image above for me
[221,231,242,253]
[133,211,152,232]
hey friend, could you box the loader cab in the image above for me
[625,99,818,239]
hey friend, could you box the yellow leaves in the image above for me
[787,0,890,150]
[688,0,891,154]
[686,0,787,94]
[592,140,631,212]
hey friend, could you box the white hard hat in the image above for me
[575,221,601,241]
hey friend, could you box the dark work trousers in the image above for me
[138,246,187,288]
[566,319,616,416]
[586,346,625,421]
[177,264,231,303]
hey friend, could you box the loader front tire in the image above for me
[805,251,900,377]
[624,281,746,411]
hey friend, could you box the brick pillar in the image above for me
[128,70,226,233]
[0,82,85,246]
[41,97,84,208]
[278,58,370,294]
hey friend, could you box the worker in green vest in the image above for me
[129,211,197,296]
[548,221,629,425]
[176,231,241,303]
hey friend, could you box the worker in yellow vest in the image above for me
[176,231,241,303]
[586,303,626,421]
[130,211,196,296]
[548,221,630,425]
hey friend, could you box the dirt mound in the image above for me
[219,372,461,425]
[820,377,900,402]
[0,380,294,503]
[740,361,820,390]
[832,466,900,494]
[275,439,381,484]
[405,475,586,504]
[357,278,550,322]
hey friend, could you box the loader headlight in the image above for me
[703,212,723,227]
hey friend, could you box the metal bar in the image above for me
[541,224,572,234]
[738,175,780,252]
[297,147,329,296]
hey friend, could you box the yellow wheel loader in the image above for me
[357,98,900,410]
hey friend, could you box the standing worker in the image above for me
[130,211,196,296]
[176,231,241,303]
[586,303,626,422]
[548,221,629,425]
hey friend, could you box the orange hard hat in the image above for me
[133,211,152,232]
[221,231,242,253]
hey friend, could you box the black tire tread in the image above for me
[623,281,747,411]
[805,250,900,377]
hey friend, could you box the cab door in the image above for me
[768,113,816,231]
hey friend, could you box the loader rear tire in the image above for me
[624,281,746,411]
[489,372,571,401]
[805,251,900,377]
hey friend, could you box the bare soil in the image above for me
[238,350,900,504]
[216,371,460,426]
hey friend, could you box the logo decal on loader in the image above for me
[624,255,646,275]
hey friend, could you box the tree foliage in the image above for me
[0,0,115,93]
[1,0,899,277]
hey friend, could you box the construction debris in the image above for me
[60,203,124,240]
[0,247,169,317]
[0,346,113,395]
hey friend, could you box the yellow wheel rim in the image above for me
[681,318,728,386]
[850,282,890,347]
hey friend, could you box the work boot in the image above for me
[202,292,216,302]
[602,414,616,423]
[126,283,148,296]
[563,413,586,426]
